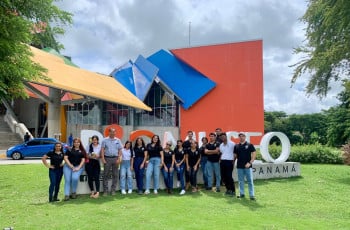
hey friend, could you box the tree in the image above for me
[325,80,350,146]
[291,0,350,98]
[0,0,72,99]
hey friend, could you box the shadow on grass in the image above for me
[336,177,350,185]
[254,176,303,186]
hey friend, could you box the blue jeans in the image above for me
[63,164,84,196]
[145,157,161,190]
[161,163,174,190]
[175,161,185,190]
[133,157,145,192]
[200,156,208,187]
[48,167,63,201]
[237,168,255,197]
[206,161,221,189]
[120,160,132,190]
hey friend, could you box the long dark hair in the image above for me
[72,138,87,158]
[133,137,146,149]
[151,135,161,147]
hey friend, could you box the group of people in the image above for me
[41,127,257,202]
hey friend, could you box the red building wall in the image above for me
[171,40,264,145]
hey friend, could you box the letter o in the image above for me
[260,132,291,163]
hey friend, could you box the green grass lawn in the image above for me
[0,164,349,229]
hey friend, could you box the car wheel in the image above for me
[11,151,22,160]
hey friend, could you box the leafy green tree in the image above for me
[291,0,350,97]
[287,113,327,145]
[325,80,350,146]
[0,0,72,99]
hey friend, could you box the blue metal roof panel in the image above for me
[147,49,216,109]
[133,56,158,101]
[110,61,136,95]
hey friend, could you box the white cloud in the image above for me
[55,0,340,114]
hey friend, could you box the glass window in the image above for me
[135,82,178,127]
[26,140,41,146]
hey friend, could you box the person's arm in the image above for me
[194,155,201,171]
[75,157,85,171]
[141,150,148,169]
[101,145,106,164]
[170,154,175,172]
[130,151,134,171]
[42,154,54,169]
[185,154,190,171]
[160,150,164,168]
[117,148,122,165]
[64,154,74,170]
[204,147,219,155]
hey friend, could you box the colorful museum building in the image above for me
[9,40,264,144]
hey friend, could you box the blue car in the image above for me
[6,138,69,160]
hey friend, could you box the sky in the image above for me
[55,0,341,114]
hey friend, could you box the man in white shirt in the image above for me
[219,132,236,196]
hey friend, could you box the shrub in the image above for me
[256,143,343,164]
[341,142,350,165]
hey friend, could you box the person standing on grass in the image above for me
[133,137,148,195]
[161,141,175,194]
[85,135,102,199]
[42,142,64,202]
[199,136,209,190]
[205,133,221,192]
[144,135,164,195]
[63,138,86,201]
[120,141,134,195]
[182,130,195,190]
[101,128,123,196]
[219,133,236,196]
[234,132,256,200]
[186,140,201,192]
[174,140,186,195]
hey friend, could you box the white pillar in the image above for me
[48,88,61,139]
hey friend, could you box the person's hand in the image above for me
[140,163,144,169]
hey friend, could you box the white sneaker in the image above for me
[128,189,132,194]
[180,189,186,195]
[154,189,158,194]
[144,190,150,195]
[121,189,126,195]
[176,181,180,188]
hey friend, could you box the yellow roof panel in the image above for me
[29,46,151,111]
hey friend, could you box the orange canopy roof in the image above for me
[29,46,151,111]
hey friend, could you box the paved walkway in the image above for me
[0,150,41,165]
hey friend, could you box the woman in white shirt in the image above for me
[120,140,134,194]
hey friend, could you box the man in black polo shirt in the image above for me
[204,132,221,192]
[234,132,256,200]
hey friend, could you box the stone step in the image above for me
[0,115,23,150]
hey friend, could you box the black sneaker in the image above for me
[237,194,245,198]
[215,188,220,193]
[225,190,233,196]
[250,197,256,201]
[205,187,211,190]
